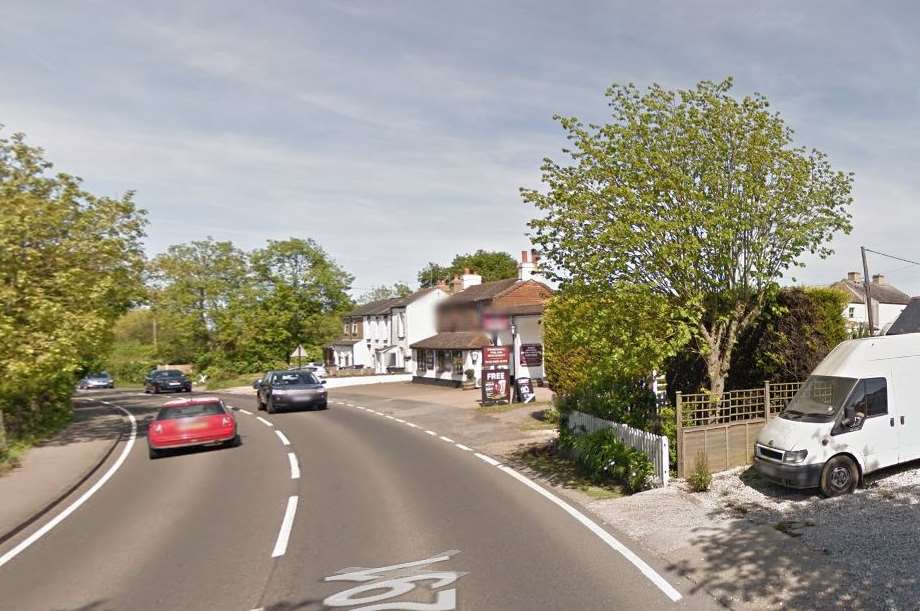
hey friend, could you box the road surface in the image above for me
[0,389,717,610]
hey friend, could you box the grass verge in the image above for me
[509,441,624,500]
[0,409,74,476]
[204,373,262,391]
[477,400,552,415]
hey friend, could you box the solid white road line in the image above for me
[0,404,137,570]
[474,453,501,466]
[439,436,455,443]
[256,416,274,427]
[287,453,300,480]
[385,415,396,420]
[271,496,299,558]
[275,430,291,446]
[497,466,682,602]
[406,423,420,429]
[238,408,253,415]
[394,418,406,424]
[425,430,438,436]
[455,443,473,452]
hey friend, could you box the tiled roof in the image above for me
[442,278,520,305]
[346,287,440,317]
[410,331,492,350]
[831,279,911,306]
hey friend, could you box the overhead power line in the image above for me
[863,248,920,268]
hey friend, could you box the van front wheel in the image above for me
[820,455,858,497]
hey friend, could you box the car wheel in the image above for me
[267,400,276,414]
[820,455,858,497]
[152,385,159,395]
[148,446,161,460]
[319,401,328,410]
[228,434,241,448]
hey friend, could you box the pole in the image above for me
[152,316,158,352]
[861,246,875,334]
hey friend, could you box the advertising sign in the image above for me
[481,313,510,332]
[482,369,510,404]
[481,346,511,367]
[516,377,535,403]
[519,343,543,367]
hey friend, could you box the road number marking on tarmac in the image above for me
[324,550,465,610]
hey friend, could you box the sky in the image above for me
[2,1,920,295]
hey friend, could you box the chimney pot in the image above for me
[873,274,888,286]
[847,271,863,283]
[463,267,470,274]
[521,250,529,263]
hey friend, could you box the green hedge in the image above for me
[559,427,654,493]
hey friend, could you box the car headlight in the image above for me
[783,449,808,464]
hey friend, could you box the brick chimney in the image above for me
[872,274,888,286]
[450,274,463,294]
[461,267,482,290]
[519,249,542,282]
[847,271,863,283]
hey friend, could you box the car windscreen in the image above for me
[156,370,184,379]
[780,375,857,423]
[89,373,110,379]
[272,372,319,385]
[156,403,224,420]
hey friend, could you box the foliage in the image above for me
[666,287,849,397]
[0,128,146,451]
[543,284,693,397]
[523,77,853,396]
[559,427,654,493]
[357,282,412,304]
[687,450,713,492]
[418,250,518,287]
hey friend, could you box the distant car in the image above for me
[79,372,114,389]
[254,370,327,413]
[147,397,239,459]
[144,369,192,394]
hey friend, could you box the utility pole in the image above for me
[861,246,875,334]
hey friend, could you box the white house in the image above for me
[328,288,447,373]
[831,272,911,334]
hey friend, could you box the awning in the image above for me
[410,331,492,350]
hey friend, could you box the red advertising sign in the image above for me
[519,343,543,367]
[482,369,510,404]
[481,346,511,367]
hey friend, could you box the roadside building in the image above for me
[327,288,447,373]
[410,251,553,387]
[831,272,911,334]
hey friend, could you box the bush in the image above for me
[687,450,712,492]
[565,428,654,493]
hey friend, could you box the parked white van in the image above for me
[754,333,920,497]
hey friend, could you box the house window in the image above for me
[452,351,463,372]
[848,307,855,318]
[437,350,451,372]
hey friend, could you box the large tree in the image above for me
[417,250,518,287]
[0,129,146,449]
[523,78,853,395]
[357,282,412,304]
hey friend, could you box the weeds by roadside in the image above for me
[510,442,624,500]
[0,408,73,476]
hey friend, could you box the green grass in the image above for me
[204,373,262,391]
[509,442,624,500]
[519,407,560,432]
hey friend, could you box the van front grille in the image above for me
[758,446,783,461]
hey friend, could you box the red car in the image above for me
[148,397,240,459]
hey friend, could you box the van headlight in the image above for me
[783,449,808,464]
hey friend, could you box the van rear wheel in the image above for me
[820,455,858,497]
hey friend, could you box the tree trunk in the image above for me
[0,410,7,458]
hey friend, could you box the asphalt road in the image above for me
[0,389,718,611]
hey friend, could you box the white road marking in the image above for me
[346,403,355,407]
[0,404,137,569]
[238,408,253,415]
[288,452,300,480]
[385,415,396,420]
[497,466,682,602]
[271,496,299,558]
[355,406,367,410]
[372,411,384,416]
[455,444,473,452]
[439,436,455,443]
[425,430,438,436]
[406,422,420,429]
[394,418,406,424]
[256,416,273,427]
[474,453,501,466]
[275,430,291,446]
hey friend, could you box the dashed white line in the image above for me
[425,430,438,436]
[287,452,300,480]
[439,436,455,443]
[238,408,253,415]
[474,453,501,466]
[275,430,291,446]
[0,404,137,569]
[394,418,407,424]
[406,422,420,429]
[256,416,273,427]
[497,466,682,602]
[271,496,299,558]
[385,415,396,420]
[455,443,473,452]
[372,410,384,416]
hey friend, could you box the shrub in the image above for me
[567,428,654,493]
[687,450,712,492]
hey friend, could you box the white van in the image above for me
[754,333,920,497]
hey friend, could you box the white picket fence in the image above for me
[567,410,670,487]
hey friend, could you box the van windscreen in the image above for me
[781,375,857,423]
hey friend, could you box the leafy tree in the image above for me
[417,250,518,287]
[0,129,146,449]
[524,78,853,395]
[357,282,412,304]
